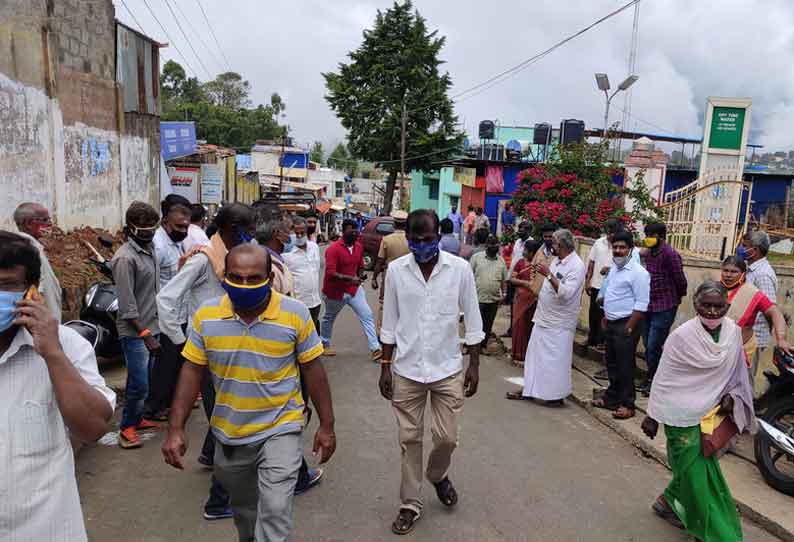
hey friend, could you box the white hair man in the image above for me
[13,202,62,320]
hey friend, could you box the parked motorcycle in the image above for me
[753,347,794,496]
[63,236,120,359]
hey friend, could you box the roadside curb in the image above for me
[566,367,794,542]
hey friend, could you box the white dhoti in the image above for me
[522,324,575,401]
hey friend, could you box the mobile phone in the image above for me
[24,286,42,302]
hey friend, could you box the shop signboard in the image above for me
[452,166,476,187]
[201,163,224,204]
[166,166,199,203]
[708,107,745,151]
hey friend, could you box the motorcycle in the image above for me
[753,347,794,496]
[64,236,120,359]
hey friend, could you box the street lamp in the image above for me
[595,73,638,137]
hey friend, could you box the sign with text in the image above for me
[160,122,197,160]
[200,163,224,204]
[166,166,199,202]
[708,107,746,151]
[452,166,476,187]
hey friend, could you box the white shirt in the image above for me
[182,223,211,253]
[0,326,116,542]
[283,241,322,308]
[382,251,484,384]
[748,257,778,348]
[587,236,612,290]
[533,251,586,330]
[603,255,650,320]
[153,227,185,289]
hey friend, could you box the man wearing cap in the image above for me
[372,210,410,336]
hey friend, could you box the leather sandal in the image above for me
[433,477,458,507]
[592,397,617,411]
[652,495,684,530]
[392,509,420,535]
[612,406,636,420]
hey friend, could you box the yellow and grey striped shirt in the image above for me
[183,291,323,445]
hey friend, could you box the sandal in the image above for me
[592,397,617,411]
[433,477,458,507]
[652,495,684,530]
[612,406,636,420]
[392,509,420,535]
[505,391,532,401]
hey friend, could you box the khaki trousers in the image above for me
[391,371,464,514]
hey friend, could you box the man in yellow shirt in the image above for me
[163,244,336,541]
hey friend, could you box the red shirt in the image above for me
[322,239,364,300]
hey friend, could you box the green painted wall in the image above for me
[410,168,461,216]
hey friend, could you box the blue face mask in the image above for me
[283,233,296,253]
[0,291,24,332]
[736,245,748,261]
[222,278,272,310]
[409,239,440,264]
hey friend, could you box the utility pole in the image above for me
[399,97,407,210]
[279,133,285,191]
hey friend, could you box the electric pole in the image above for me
[399,97,407,210]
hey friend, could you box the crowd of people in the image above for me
[3,196,792,542]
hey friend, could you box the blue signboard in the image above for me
[160,121,197,160]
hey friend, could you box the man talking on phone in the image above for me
[0,231,115,542]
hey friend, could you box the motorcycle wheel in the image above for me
[754,396,794,496]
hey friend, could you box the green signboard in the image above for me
[709,106,746,150]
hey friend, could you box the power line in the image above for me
[169,0,228,73]
[408,0,641,115]
[119,0,146,34]
[196,0,232,71]
[140,0,198,77]
[162,0,213,78]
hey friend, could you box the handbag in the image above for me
[700,404,739,458]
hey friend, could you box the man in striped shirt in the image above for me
[163,244,336,542]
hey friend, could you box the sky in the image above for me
[115,0,794,155]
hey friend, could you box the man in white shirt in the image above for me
[145,198,191,422]
[183,203,211,253]
[594,230,649,421]
[284,216,322,331]
[507,229,585,406]
[379,209,484,536]
[585,219,621,348]
[0,231,115,542]
[13,202,62,320]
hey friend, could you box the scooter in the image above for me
[753,347,794,496]
[63,236,120,359]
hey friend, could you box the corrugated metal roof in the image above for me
[116,22,161,115]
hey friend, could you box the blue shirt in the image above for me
[447,211,463,234]
[602,255,650,321]
[439,234,461,255]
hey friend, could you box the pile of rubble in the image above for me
[41,227,123,321]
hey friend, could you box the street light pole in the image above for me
[594,73,638,155]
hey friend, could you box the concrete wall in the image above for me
[575,238,794,336]
[0,0,159,232]
[410,170,439,212]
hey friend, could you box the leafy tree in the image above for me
[310,141,325,165]
[327,143,358,177]
[324,0,462,213]
[203,71,251,109]
[160,60,186,105]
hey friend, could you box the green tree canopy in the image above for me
[327,143,358,177]
[160,61,286,151]
[323,0,462,213]
[310,141,325,165]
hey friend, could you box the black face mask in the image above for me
[307,225,317,235]
[168,229,188,243]
[343,231,357,246]
[486,247,499,258]
[519,230,530,241]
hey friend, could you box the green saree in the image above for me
[664,425,742,542]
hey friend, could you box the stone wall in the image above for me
[0,0,159,232]
[575,237,794,337]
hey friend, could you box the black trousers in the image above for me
[505,284,515,333]
[144,331,186,417]
[309,305,321,337]
[479,302,499,345]
[604,318,641,409]
[587,288,605,346]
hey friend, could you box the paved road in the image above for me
[78,287,779,541]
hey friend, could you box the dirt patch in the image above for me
[40,227,123,321]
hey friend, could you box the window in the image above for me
[429,179,439,200]
[375,222,395,235]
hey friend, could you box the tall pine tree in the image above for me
[324,1,462,213]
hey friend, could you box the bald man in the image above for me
[163,244,336,541]
[14,202,62,320]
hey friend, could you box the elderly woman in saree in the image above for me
[509,240,541,364]
[641,280,756,542]
[720,255,792,367]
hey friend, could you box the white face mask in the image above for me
[613,255,629,268]
[699,315,724,330]
[294,235,307,247]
